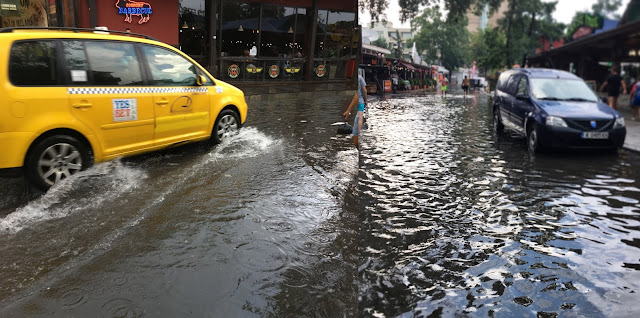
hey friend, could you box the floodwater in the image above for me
[0,90,639,317]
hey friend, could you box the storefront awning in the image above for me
[400,62,417,71]
[362,43,391,55]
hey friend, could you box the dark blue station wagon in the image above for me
[493,68,626,152]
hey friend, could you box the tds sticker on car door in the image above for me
[113,99,138,122]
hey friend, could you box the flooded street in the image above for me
[1,90,640,317]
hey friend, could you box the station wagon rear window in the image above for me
[9,41,59,86]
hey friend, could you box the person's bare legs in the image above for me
[608,96,618,110]
[355,110,364,149]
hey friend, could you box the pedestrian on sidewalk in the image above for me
[343,74,367,149]
[599,67,627,110]
[461,76,470,98]
[630,79,640,121]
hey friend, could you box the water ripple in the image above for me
[359,94,640,317]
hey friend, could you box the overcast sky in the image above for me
[359,0,631,28]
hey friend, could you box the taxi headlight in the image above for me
[545,116,568,127]
[614,117,625,128]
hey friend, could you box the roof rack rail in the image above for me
[0,26,158,41]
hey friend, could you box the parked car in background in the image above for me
[0,27,248,190]
[493,68,625,152]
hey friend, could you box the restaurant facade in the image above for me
[1,0,359,92]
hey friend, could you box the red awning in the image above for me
[400,62,417,71]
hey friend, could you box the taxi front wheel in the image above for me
[212,109,240,144]
[25,135,92,190]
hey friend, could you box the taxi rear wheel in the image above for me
[212,109,240,144]
[25,135,91,190]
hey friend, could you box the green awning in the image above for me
[0,0,20,17]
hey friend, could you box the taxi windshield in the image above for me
[530,78,598,102]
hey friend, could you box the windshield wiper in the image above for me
[537,97,562,101]
[562,98,595,102]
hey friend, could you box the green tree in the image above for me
[592,0,623,19]
[371,36,389,49]
[498,0,564,67]
[408,7,469,72]
[469,27,506,73]
[362,0,504,23]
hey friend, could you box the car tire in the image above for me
[212,109,240,144]
[25,135,92,190]
[527,124,542,153]
[493,108,504,134]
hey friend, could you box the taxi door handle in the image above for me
[156,100,169,106]
[73,102,93,108]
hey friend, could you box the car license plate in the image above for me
[581,131,609,139]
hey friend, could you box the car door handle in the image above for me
[73,102,93,108]
[156,100,169,106]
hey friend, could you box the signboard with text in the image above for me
[116,0,152,24]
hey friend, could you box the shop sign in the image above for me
[315,65,326,77]
[0,0,19,17]
[246,64,262,74]
[228,64,240,78]
[1,0,47,26]
[384,80,391,92]
[268,65,280,78]
[116,0,152,24]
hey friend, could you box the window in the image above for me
[496,73,510,91]
[85,41,142,86]
[220,1,260,57]
[179,0,207,64]
[143,45,206,86]
[315,9,328,57]
[530,78,597,101]
[323,11,355,58]
[63,41,89,85]
[260,6,297,58]
[9,41,58,86]
[505,75,519,95]
[516,77,528,96]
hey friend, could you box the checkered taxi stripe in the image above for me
[67,87,208,95]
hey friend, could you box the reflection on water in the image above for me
[1,91,638,317]
[0,93,359,317]
[359,93,640,317]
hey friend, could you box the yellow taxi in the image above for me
[0,27,248,190]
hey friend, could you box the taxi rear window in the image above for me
[9,41,59,86]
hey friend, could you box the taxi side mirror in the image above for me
[197,75,207,86]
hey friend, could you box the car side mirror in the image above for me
[600,96,608,104]
[197,75,207,86]
[516,93,529,100]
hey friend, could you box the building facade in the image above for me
[1,0,358,89]
[466,0,508,33]
[363,21,413,59]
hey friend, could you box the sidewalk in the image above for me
[610,95,640,152]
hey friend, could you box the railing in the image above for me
[218,57,355,82]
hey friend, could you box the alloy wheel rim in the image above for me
[38,143,82,186]
[217,115,238,140]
